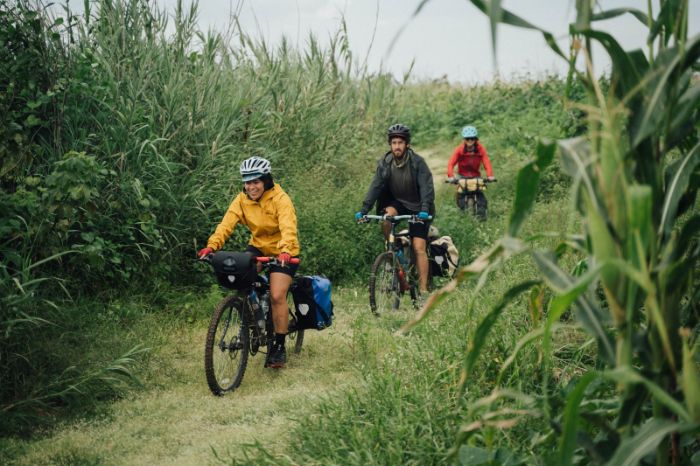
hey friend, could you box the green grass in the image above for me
[10,0,696,463]
[0,287,363,465]
[0,137,579,464]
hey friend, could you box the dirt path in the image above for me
[6,288,369,466]
[419,145,449,181]
[5,146,451,466]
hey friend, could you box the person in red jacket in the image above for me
[446,125,495,219]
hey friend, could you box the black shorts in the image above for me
[383,200,431,240]
[245,246,299,277]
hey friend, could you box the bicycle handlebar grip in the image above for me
[255,256,301,265]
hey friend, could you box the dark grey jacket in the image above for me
[361,149,435,215]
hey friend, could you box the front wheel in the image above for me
[204,295,250,395]
[369,251,400,315]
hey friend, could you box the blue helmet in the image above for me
[461,126,478,139]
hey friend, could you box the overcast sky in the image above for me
[189,0,700,84]
[70,1,700,84]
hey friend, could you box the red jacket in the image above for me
[447,142,494,178]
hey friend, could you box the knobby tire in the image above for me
[369,251,400,315]
[204,295,249,395]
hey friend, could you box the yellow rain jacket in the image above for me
[206,183,300,256]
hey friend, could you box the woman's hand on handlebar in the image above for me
[277,252,292,267]
[255,256,301,266]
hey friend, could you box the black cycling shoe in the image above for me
[266,343,287,369]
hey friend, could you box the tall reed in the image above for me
[402,1,699,463]
[0,0,398,433]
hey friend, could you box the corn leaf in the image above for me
[466,0,568,59]
[534,251,615,363]
[659,141,700,239]
[558,371,597,466]
[459,280,539,393]
[668,81,700,148]
[682,338,700,421]
[604,367,690,422]
[590,8,648,27]
[605,418,683,466]
[508,139,556,236]
[633,33,700,147]
[648,0,686,46]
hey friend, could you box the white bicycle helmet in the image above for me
[240,156,272,182]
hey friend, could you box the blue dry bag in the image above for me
[291,275,334,330]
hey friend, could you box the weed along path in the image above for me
[6,288,368,465]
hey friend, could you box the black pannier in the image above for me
[428,236,459,278]
[291,275,333,331]
[211,251,257,290]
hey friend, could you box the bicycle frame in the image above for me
[362,214,430,314]
[243,257,303,352]
[202,254,303,395]
[446,176,495,219]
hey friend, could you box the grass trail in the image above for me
[2,144,464,465]
[3,287,380,465]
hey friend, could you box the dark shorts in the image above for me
[245,245,299,277]
[383,200,431,240]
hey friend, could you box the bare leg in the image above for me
[269,272,292,334]
[382,206,398,241]
[412,237,429,293]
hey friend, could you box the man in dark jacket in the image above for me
[355,123,435,293]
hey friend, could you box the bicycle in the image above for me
[201,252,304,395]
[445,177,496,220]
[359,214,433,315]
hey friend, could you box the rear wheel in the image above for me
[456,192,466,211]
[204,295,249,395]
[369,251,400,315]
[287,293,304,353]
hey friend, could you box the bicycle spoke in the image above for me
[370,252,400,315]
[205,296,249,395]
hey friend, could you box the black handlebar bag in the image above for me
[211,251,257,290]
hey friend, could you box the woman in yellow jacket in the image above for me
[198,156,300,368]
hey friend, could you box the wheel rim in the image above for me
[286,292,304,353]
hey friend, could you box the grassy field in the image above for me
[1,143,576,465]
[0,286,363,465]
[2,1,698,464]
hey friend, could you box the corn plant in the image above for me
[403,1,699,464]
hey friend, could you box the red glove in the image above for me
[198,247,213,259]
[277,252,292,267]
